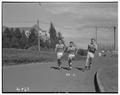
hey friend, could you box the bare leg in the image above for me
[68,59,72,67]
[88,57,91,69]
[68,57,73,69]
[58,59,61,68]
[85,54,89,69]
[89,57,93,69]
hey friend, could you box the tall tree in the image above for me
[49,22,57,48]
[14,28,22,39]
[11,34,19,48]
[57,32,64,42]
[2,27,13,48]
[10,28,19,48]
[28,28,38,47]
[14,28,22,48]
[20,30,28,49]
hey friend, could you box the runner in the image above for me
[55,40,65,69]
[67,41,78,69]
[85,38,97,70]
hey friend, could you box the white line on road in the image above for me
[66,73,70,76]
[65,73,76,77]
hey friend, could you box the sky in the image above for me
[3,2,118,49]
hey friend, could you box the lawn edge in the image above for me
[96,72,105,92]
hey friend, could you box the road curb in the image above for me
[95,65,118,93]
[95,72,105,92]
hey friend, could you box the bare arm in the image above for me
[55,45,57,52]
[95,44,98,51]
[88,44,90,50]
[75,48,78,55]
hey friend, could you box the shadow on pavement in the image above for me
[94,72,101,92]
[50,66,60,70]
[75,67,85,72]
[62,67,71,71]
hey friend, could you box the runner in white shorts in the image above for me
[85,38,97,70]
[67,41,77,69]
[55,40,65,69]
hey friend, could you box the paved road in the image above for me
[3,56,118,92]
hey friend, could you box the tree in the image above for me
[2,27,13,48]
[28,28,38,47]
[2,32,9,48]
[57,32,65,45]
[14,28,22,39]
[14,28,22,48]
[20,30,28,49]
[49,22,57,48]
[11,34,19,48]
[10,28,14,32]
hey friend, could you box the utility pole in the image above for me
[95,26,98,44]
[113,26,116,50]
[37,20,40,51]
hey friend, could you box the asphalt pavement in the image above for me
[3,56,118,92]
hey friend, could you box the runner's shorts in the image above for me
[68,54,75,59]
[87,52,94,58]
[57,52,63,59]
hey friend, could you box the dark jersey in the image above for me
[88,43,97,53]
[67,46,76,54]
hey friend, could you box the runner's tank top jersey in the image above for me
[56,44,64,52]
[88,43,97,53]
[67,46,76,54]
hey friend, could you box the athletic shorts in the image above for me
[57,52,63,59]
[68,54,75,59]
[87,52,94,58]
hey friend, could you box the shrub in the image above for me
[77,48,87,56]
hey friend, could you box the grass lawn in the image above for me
[2,48,86,66]
[2,48,56,66]
[98,65,118,92]
[94,52,118,92]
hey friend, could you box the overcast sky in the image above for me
[3,2,118,49]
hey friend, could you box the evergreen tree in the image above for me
[28,28,38,47]
[49,22,57,48]
[57,32,65,44]
[11,34,19,48]
[2,27,13,48]
[20,30,28,49]
[14,28,22,48]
